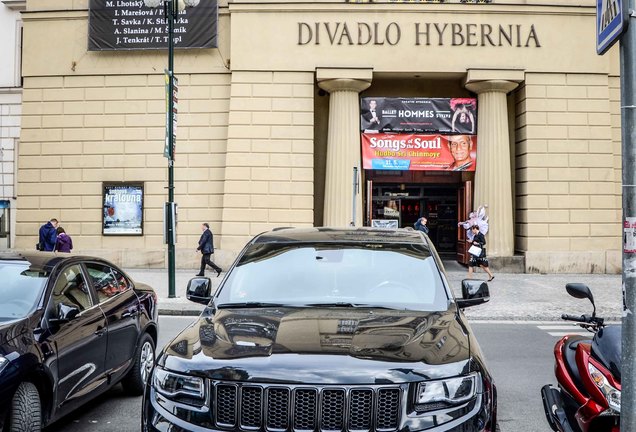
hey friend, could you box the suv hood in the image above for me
[161,307,473,384]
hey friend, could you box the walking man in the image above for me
[196,223,222,277]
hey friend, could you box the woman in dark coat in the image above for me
[467,225,494,281]
[54,227,73,253]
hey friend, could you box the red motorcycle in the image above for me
[541,283,621,432]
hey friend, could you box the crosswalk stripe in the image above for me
[537,325,588,330]
[547,332,592,337]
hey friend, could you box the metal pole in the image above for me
[351,167,358,227]
[621,0,636,426]
[167,0,176,298]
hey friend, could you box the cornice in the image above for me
[2,0,27,11]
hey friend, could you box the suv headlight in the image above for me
[588,363,621,413]
[415,373,478,408]
[153,366,205,400]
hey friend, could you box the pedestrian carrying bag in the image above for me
[468,245,482,257]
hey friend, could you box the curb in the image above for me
[158,308,202,316]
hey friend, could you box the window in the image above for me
[52,265,92,312]
[0,263,47,321]
[86,263,128,302]
[217,242,448,311]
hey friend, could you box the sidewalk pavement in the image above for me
[124,262,624,321]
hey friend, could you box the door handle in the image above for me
[94,328,105,337]
[123,310,139,319]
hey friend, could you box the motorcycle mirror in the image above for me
[565,283,596,317]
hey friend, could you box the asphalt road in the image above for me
[44,317,580,432]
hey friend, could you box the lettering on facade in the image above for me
[298,21,540,47]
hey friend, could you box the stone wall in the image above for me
[17,73,233,268]
[220,71,315,252]
[515,73,621,273]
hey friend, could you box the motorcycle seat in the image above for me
[563,336,591,396]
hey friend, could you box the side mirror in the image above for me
[50,303,80,324]
[186,277,212,305]
[565,283,596,316]
[456,279,490,308]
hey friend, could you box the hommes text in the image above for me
[298,21,541,47]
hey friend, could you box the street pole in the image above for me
[351,167,358,227]
[621,0,636,425]
[144,0,200,298]
[167,0,176,298]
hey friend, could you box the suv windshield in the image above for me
[216,242,448,310]
[0,263,48,322]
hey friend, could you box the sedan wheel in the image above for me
[122,333,155,396]
[9,382,41,432]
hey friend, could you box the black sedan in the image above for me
[0,252,158,431]
[143,227,497,432]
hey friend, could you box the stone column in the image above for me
[465,76,520,257]
[317,68,372,227]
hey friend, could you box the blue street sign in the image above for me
[597,0,625,55]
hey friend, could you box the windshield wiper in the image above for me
[216,302,297,309]
[304,302,394,309]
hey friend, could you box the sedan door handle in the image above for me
[94,328,105,337]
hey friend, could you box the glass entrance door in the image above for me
[369,184,458,257]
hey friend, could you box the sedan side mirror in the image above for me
[49,302,80,324]
[456,279,490,308]
[186,277,213,305]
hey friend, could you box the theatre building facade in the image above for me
[17,0,622,273]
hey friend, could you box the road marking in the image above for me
[536,325,588,330]
[536,325,594,337]
[545,331,592,337]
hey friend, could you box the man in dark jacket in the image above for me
[38,218,59,251]
[196,223,222,277]
[414,216,429,235]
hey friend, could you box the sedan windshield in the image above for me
[216,242,448,311]
[0,263,48,322]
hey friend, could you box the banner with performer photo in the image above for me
[102,183,144,235]
[360,97,477,134]
[361,133,477,172]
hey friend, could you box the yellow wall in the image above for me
[18,0,622,272]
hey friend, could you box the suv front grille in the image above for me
[213,383,401,432]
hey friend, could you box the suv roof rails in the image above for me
[272,226,295,231]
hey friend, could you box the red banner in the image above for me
[361,133,477,171]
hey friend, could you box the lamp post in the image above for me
[143,0,200,298]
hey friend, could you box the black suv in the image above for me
[0,253,158,431]
[143,227,496,432]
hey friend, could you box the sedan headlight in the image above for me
[153,366,205,400]
[588,363,621,413]
[416,373,478,407]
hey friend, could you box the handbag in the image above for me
[468,245,482,257]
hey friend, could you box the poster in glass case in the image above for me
[102,183,144,235]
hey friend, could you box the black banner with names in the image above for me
[89,0,218,51]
